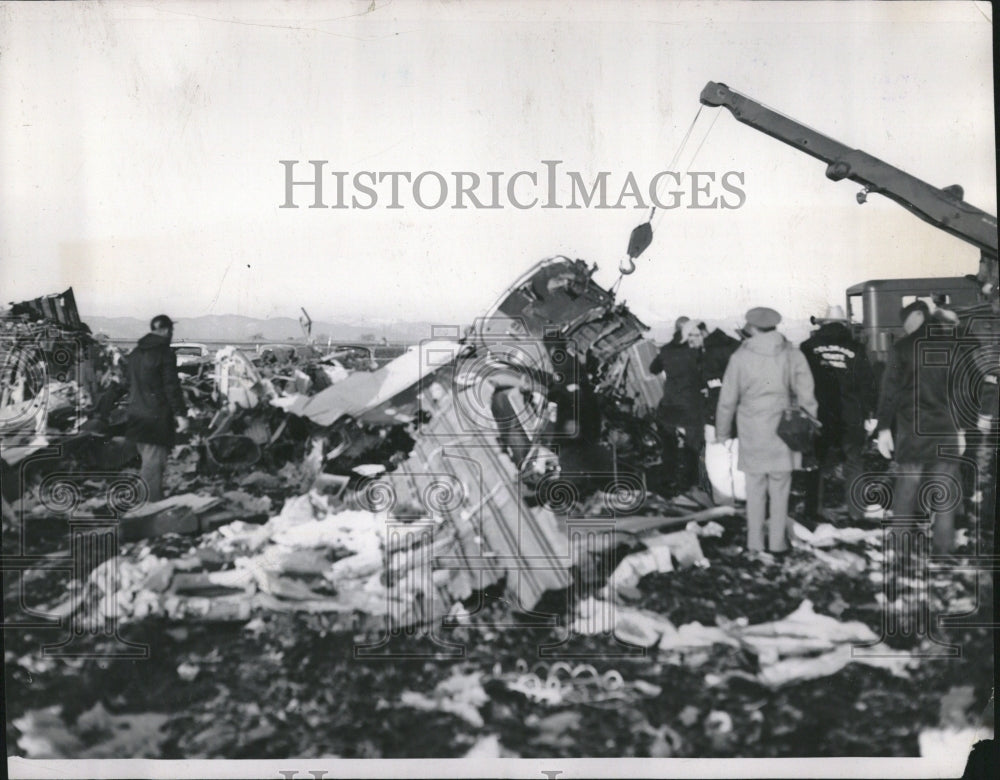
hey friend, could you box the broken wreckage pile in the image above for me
[3,267,992,761]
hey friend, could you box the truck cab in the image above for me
[845,276,980,363]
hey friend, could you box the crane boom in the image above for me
[699,81,998,265]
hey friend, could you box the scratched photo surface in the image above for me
[1,1,996,778]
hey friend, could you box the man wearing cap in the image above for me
[650,318,707,495]
[715,307,818,555]
[124,315,189,503]
[875,300,964,553]
[800,305,877,523]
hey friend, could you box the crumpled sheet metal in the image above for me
[600,338,663,417]
[476,257,648,362]
[287,340,460,428]
[384,378,570,613]
[9,287,83,329]
[357,260,660,613]
[214,347,267,410]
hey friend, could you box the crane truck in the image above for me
[699,81,999,364]
[695,81,998,509]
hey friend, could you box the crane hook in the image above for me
[627,221,653,261]
[620,220,651,276]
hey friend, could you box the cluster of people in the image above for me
[648,317,740,495]
[651,300,992,559]
[121,303,994,561]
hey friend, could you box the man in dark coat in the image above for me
[800,305,877,522]
[669,316,690,346]
[875,301,963,553]
[650,319,706,495]
[125,315,188,502]
[698,322,741,426]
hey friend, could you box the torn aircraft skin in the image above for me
[291,257,705,618]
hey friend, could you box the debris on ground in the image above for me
[489,659,662,709]
[13,702,169,759]
[3,274,995,760]
[400,668,490,727]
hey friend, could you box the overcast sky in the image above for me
[1,0,995,330]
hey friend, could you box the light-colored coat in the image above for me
[715,330,818,473]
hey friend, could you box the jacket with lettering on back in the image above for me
[800,322,876,447]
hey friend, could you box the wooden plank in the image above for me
[615,505,741,535]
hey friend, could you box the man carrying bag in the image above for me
[714,307,818,557]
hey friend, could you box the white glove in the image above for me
[712,430,733,446]
[175,415,190,433]
[977,414,992,434]
[876,429,894,460]
[957,429,967,456]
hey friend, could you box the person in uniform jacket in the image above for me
[875,300,964,554]
[125,315,188,502]
[715,307,818,555]
[698,322,741,426]
[650,319,706,495]
[799,305,877,522]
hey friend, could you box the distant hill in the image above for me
[85,313,448,344]
[85,312,815,348]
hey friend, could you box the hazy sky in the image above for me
[1,0,995,329]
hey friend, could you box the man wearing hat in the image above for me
[715,307,818,555]
[650,318,707,495]
[875,300,964,553]
[800,304,877,523]
[124,315,189,503]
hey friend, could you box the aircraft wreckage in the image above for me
[270,255,722,626]
[5,259,737,635]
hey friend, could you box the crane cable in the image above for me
[647,105,705,226]
[649,104,722,233]
[612,103,719,295]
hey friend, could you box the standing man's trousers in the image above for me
[891,460,962,554]
[660,421,704,496]
[136,443,168,503]
[803,438,866,522]
[745,471,793,552]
